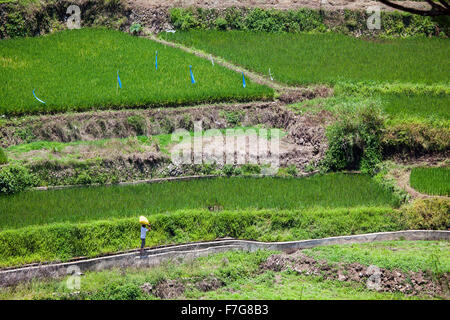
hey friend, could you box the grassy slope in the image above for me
[160,31,450,86]
[1,242,444,300]
[0,174,399,229]
[379,93,450,123]
[303,241,450,273]
[410,167,450,196]
[0,28,272,115]
[290,92,450,124]
[0,208,403,267]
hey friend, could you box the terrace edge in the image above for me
[1,230,448,287]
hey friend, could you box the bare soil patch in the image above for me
[260,251,450,298]
[2,101,332,172]
[140,279,186,299]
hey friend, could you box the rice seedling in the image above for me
[160,30,450,86]
[0,174,399,229]
[0,28,273,116]
[410,167,450,196]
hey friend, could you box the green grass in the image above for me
[0,28,273,116]
[197,272,421,300]
[379,93,450,123]
[303,241,450,273]
[160,31,450,86]
[0,174,400,229]
[0,248,436,300]
[410,167,450,196]
[290,92,450,124]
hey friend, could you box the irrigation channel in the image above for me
[1,230,448,287]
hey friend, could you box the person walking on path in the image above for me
[140,223,151,256]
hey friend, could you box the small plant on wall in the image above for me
[130,23,143,35]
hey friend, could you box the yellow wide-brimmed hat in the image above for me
[139,216,149,225]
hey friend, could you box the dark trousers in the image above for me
[141,238,146,249]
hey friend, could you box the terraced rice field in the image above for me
[0,174,399,229]
[410,167,450,196]
[0,28,273,115]
[161,31,450,86]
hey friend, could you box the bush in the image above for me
[169,8,201,31]
[214,17,228,30]
[321,103,385,174]
[129,23,143,35]
[0,148,7,165]
[401,198,449,230]
[0,164,38,195]
[222,164,235,177]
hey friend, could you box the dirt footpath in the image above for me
[130,0,432,12]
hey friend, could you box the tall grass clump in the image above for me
[410,167,450,196]
[400,198,449,230]
[0,174,399,229]
[321,103,385,174]
[0,28,273,116]
[0,147,7,165]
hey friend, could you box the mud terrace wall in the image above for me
[139,0,432,12]
[1,230,448,287]
[0,0,445,39]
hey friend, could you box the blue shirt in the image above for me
[141,226,148,239]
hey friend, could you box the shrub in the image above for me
[286,165,299,176]
[169,8,201,31]
[214,17,228,30]
[0,164,38,195]
[321,103,385,174]
[0,148,7,165]
[401,198,449,230]
[241,164,261,175]
[224,7,246,30]
[222,164,235,177]
[130,23,143,35]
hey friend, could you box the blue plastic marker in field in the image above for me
[32,89,46,104]
[242,72,246,88]
[117,70,122,89]
[189,65,195,84]
[155,51,158,70]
